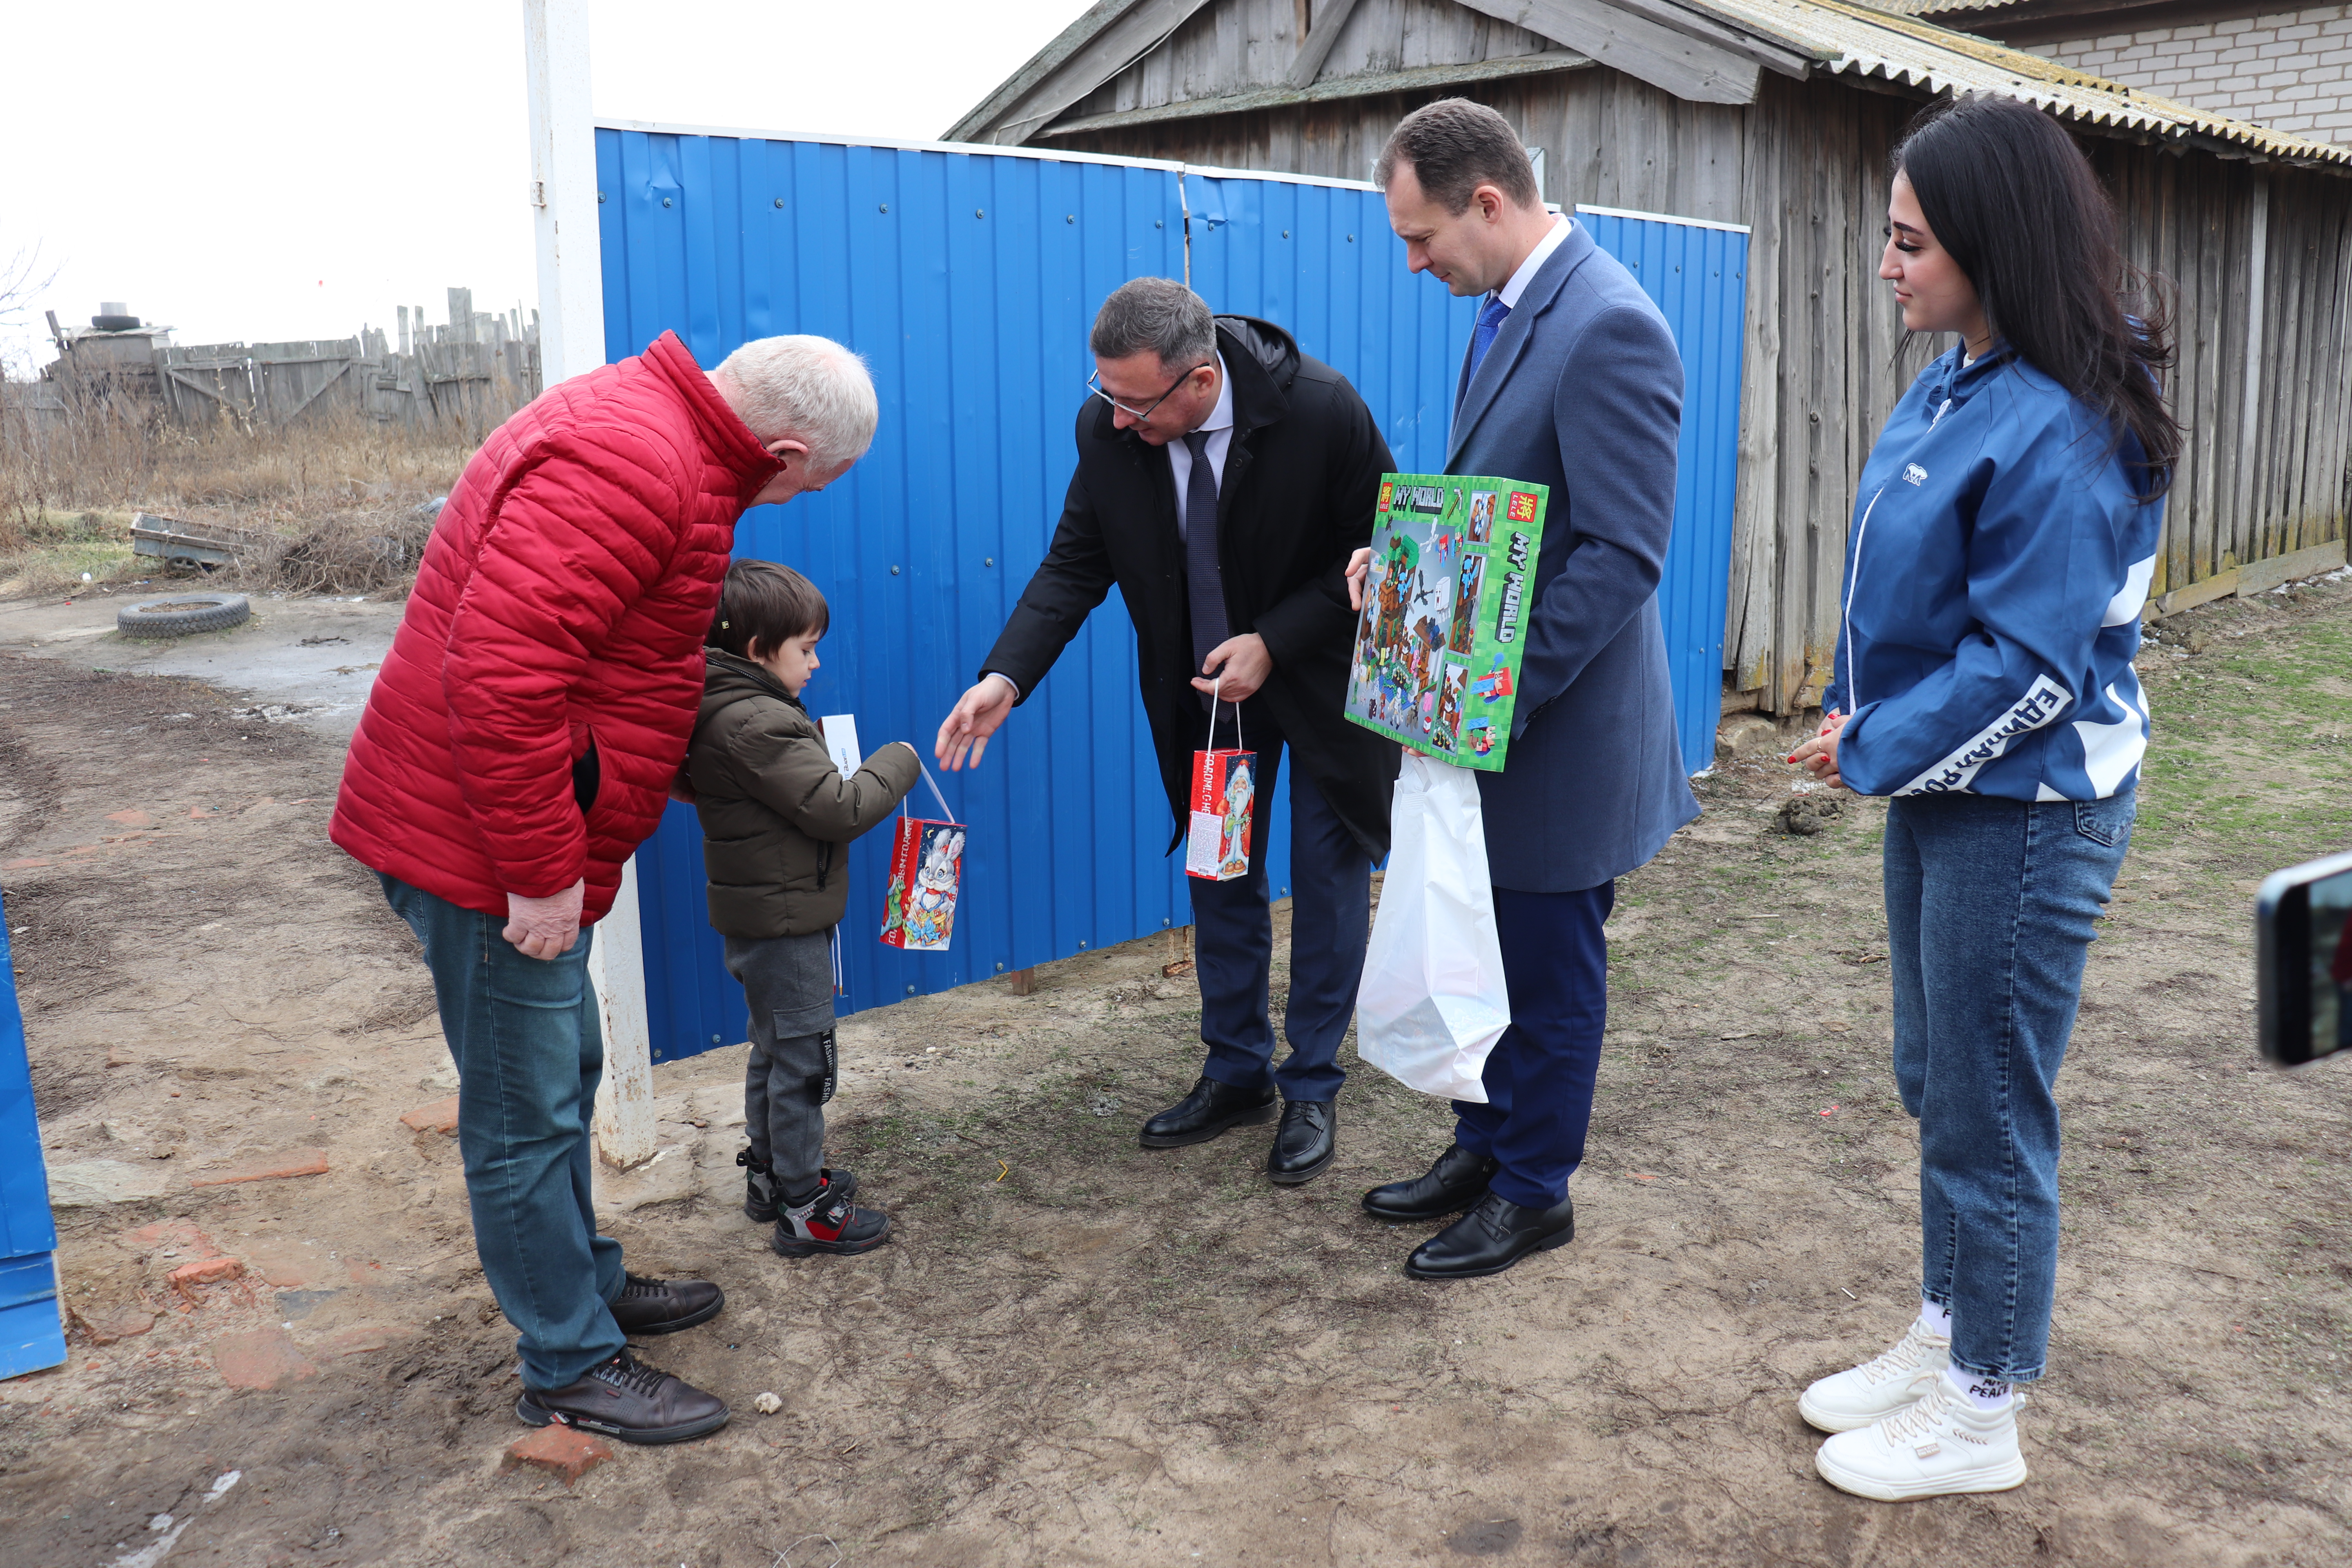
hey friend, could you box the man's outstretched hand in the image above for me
[505,879,585,960]
[936,674,1018,771]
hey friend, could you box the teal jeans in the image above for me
[381,875,626,1389]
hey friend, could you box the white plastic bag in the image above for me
[1354,754,1512,1102]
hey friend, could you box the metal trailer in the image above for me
[591,125,1745,1061]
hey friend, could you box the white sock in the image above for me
[1944,1363,2013,1410]
[1917,1296,1952,1338]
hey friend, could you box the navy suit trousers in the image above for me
[1188,703,1371,1103]
[1452,881,1615,1207]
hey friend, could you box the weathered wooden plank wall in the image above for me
[2096,150,2352,601]
[1072,0,1557,117]
[143,318,540,438]
[1055,23,2352,712]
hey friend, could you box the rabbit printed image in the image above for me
[905,827,965,949]
[879,765,965,953]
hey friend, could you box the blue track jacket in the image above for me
[1825,345,2162,801]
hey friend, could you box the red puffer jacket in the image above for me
[332,332,782,923]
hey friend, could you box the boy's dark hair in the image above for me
[708,559,828,659]
[1375,98,1539,216]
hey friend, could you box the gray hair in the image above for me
[1376,98,1540,216]
[1090,278,1216,372]
[712,334,878,471]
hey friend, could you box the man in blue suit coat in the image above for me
[1358,99,1699,1279]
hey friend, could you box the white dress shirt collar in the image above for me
[1495,214,1573,311]
[1168,353,1235,540]
[1196,352,1234,434]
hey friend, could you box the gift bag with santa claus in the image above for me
[1184,683,1254,882]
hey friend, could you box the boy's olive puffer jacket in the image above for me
[687,649,920,938]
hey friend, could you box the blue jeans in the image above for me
[1452,882,1614,1209]
[1884,788,2134,1384]
[380,875,626,1389]
[1189,705,1373,1103]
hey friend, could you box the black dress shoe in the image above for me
[608,1272,726,1336]
[1405,1192,1575,1280]
[515,1349,730,1444]
[1363,1143,1499,1222]
[1267,1100,1336,1185]
[1140,1074,1278,1149]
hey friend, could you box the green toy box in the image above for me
[1342,472,1550,772]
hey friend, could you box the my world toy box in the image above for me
[1343,473,1550,771]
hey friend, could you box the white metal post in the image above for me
[524,0,656,1169]
[524,0,604,389]
[589,858,657,1168]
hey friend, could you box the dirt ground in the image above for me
[0,573,2348,1568]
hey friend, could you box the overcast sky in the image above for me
[0,1,1087,375]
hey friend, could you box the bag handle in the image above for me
[1202,674,1245,755]
[899,757,959,824]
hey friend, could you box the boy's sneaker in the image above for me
[1798,1318,1951,1433]
[738,1149,857,1223]
[772,1187,891,1257]
[1813,1377,2028,1501]
[515,1348,730,1445]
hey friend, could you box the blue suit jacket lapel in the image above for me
[1447,223,1599,470]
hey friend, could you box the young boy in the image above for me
[688,560,920,1256]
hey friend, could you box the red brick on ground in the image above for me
[188,1148,329,1187]
[399,1096,459,1136]
[169,1256,244,1301]
[69,1305,157,1345]
[502,1426,613,1486]
[210,1327,318,1390]
[105,809,154,826]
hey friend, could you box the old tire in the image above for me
[116,593,251,638]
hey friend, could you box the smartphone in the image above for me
[2256,849,2352,1067]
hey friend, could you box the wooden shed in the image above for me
[951,0,2352,713]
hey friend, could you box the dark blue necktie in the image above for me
[1182,430,1227,701]
[1468,295,1512,381]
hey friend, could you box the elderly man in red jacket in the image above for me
[332,329,875,1445]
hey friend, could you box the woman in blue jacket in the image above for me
[1788,94,2180,1503]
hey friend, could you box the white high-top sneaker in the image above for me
[1798,1318,1951,1434]
[1813,1376,2029,1502]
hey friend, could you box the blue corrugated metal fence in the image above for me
[1573,206,1749,776]
[0,895,67,1379]
[594,129,1745,1059]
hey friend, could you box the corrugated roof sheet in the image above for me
[1691,0,2351,165]
[1853,0,2008,13]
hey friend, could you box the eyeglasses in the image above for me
[1085,362,1210,421]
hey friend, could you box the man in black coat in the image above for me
[936,278,1398,1185]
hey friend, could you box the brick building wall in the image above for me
[2040,5,2352,144]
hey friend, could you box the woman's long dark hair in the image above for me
[1895,94,2182,498]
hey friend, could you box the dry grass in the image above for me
[0,399,483,598]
